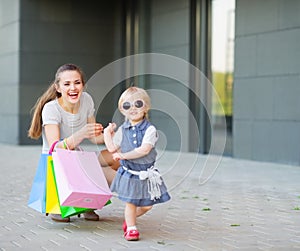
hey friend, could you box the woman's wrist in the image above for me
[71,131,85,148]
[62,138,68,149]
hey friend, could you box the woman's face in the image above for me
[56,70,84,104]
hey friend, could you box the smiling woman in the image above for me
[56,70,84,113]
[55,71,84,110]
[28,63,119,222]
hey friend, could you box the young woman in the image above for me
[104,87,171,241]
[28,63,119,222]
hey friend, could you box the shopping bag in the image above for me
[46,158,89,218]
[45,156,61,214]
[28,141,58,213]
[27,153,49,213]
[52,149,112,209]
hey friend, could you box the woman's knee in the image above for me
[99,149,120,170]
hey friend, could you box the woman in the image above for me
[28,63,119,222]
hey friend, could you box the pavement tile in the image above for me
[0,144,300,250]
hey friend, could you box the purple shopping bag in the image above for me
[52,149,112,209]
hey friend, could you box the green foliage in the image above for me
[212,71,233,116]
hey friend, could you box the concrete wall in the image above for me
[18,0,122,144]
[0,0,20,144]
[148,0,190,151]
[234,0,300,164]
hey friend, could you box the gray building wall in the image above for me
[234,0,300,164]
[5,0,122,145]
[0,0,20,144]
[148,0,190,151]
[2,0,299,165]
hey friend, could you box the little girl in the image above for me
[104,87,171,241]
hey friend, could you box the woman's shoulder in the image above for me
[43,99,59,112]
[81,92,94,105]
[42,99,61,120]
[81,92,93,100]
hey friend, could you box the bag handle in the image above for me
[48,141,59,155]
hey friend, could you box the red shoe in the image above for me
[122,220,127,233]
[124,229,140,241]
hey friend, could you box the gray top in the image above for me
[41,92,95,153]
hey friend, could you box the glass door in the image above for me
[211,0,235,155]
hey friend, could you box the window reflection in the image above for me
[212,0,235,155]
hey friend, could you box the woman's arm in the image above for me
[45,123,88,150]
[87,116,104,144]
[44,124,64,150]
[45,118,103,150]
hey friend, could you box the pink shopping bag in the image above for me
[52,149,112,209]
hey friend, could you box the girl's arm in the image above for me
[112,125,157,161]
[113,143,152,160]
[103,123,119,153]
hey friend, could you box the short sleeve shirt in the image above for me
[113,124,158,148]
[41,92,95,153]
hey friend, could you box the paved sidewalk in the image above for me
[0,144,300,251]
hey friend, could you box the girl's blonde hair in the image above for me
[28,64,85,139]
[118,87,151,119]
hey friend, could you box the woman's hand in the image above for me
[79,123,103,139]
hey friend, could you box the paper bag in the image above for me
[28,153,49,213]
[52,149,112,209]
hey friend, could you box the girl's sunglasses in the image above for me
[122,100,144,110]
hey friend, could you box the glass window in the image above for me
[211,0,235,155]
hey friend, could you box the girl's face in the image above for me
[121,97,147,125]
[56,70,84,105]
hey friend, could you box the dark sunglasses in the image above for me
[122,100,144,110]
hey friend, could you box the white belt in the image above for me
[122,166,162,201]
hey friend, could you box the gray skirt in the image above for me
[110,166,171,206]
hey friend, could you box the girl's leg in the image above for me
[125,202,137,227]
[136,206,153,217]
[124,202,140,241]
[124,205,153,226]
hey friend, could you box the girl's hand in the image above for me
[104,123,116,136]
[112,152,123,161]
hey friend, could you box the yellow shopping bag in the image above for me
[45,156,61,214]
